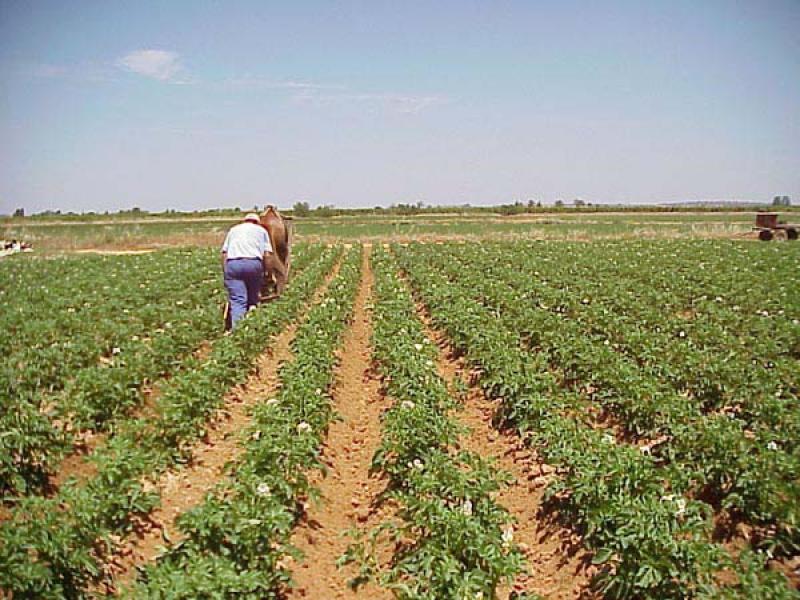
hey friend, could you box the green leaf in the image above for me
[591,547,614,565]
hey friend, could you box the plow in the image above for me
[223,205,293,330]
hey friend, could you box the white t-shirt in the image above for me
[221,222,272,259]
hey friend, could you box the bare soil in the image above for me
[98,259,342,593]
[50,432,104,489]
[72,249,157,255]
[286,249,393,600]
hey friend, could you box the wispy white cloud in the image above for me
[347,92,448,114]
[224,75,345,91]
[25,53,445,113]
[28,61,114,82]
[116,49,189,83]
[293,90,449,114]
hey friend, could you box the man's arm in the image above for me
[221,230,231,269]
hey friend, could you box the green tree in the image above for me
[292,201,311,216]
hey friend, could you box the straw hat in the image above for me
[243,212,260,223]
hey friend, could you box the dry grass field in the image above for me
[0,210,772,253]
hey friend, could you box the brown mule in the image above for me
[259,205,292,298]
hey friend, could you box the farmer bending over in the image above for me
[221,212,272,327]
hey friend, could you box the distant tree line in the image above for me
[5,198,798,221]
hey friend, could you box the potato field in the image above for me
[1,240,798,599]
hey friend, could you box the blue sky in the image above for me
[1,0,798,213]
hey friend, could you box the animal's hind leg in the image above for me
[264,254,287,297]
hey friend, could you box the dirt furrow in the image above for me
[100,259,342,593]
[287,247,393,600]
[414,300,596,600]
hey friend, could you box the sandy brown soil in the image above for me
[459,391,596,599]
[98,259,342,593]
[49,432,104,489]
[415,301,596,599]
[72,249,157,255]
[286,249,393,600]
[770,556,800,590]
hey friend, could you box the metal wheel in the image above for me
[759,229,774,242]
[787,228,798,241]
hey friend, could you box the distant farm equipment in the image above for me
[0,239,32,258]
[753,212,798,241]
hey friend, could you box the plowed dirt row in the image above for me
[413,300,596,599]
[100,258,343,593]
[287,249,393,599]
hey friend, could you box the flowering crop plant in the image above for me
[1,236,797,600]
[339,247,524,598]
[0,244,338,597]
[128,246,362,598]
[397,240,798,599]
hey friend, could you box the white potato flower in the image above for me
[675,498,687,517]
[501,526,514,547]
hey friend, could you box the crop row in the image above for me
[0,246,341,598]
[129,245,363,598]
[395,243,795,599]
[1,245,326,500]
[0,249,223,398]
[1,249,224,497]
[342,247,524,598]
[475,241,799,424]
[412,242,799,555]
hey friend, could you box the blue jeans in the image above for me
[224,258,264,327]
